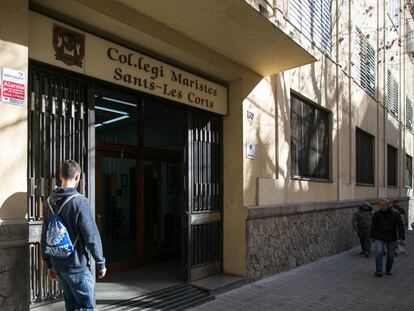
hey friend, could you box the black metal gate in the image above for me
[28,63,89,306]
[185,110,222,281]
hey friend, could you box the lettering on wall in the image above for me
[107,47,219,111]
[28,13,228,115]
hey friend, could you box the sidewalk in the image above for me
[190,232,414,311]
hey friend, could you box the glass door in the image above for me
[96,155,139,270]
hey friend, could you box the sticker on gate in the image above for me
[1,67,25,106]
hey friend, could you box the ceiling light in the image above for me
[96,105,128,115]
[102,96,137,107]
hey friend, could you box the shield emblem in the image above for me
[53,24,85,68]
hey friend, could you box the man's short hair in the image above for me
[60,160,81,180]
[392,200,399,204]
[379,198,390,204]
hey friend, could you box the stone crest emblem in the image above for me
[53,24,85,68]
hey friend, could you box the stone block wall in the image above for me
[0,222,29,310]
[246,202,361,281]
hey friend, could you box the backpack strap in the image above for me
[47,193,82,246]
[57,193,81,214]
[47,193,81,215]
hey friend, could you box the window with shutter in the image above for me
[353,26,376,96]
[406,154,412,188]
[290,92,330,180]
[289,0,332,55]
[387,144,398,186]
[387,0,399,30]
[406,97,413,131]
[406,20,414,61]
[356,128,375,185]
[386,70,399,118]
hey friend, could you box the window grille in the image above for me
[290,92,330,180]
[356,128,375,185]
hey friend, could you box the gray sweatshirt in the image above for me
[352,210,373,231]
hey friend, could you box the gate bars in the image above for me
[187,110,222,280]
[28,64,88,305]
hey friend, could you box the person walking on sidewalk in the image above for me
[371,199,405,277]
[41,160,106,310]
[352,202,373,257]
[392,200,407,255]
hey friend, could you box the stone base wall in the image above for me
[0,222,29,310]
[246,201,365,281]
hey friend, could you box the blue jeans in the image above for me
[374,240,397,273]
[56,269,94,311]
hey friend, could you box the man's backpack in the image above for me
[44,194,81,259]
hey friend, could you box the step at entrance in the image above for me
[191,273,246,296]
[98,283,213,311]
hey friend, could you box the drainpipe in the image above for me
[336,0,340,201]
[401,11,404,200]
[376,0,381,199]
[383,0,387,198]
[348,0,352,186]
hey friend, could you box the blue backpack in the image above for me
[44,194,81,259]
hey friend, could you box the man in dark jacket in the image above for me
[41,160,106,310]
[352,202,373,257]
[371,199,405,277]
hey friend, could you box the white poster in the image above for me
[1,68,25,106]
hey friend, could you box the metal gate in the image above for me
[28,63,89,306]
[186,110,222,281]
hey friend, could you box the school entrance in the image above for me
[27,62,223,307]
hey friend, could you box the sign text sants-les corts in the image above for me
[107,47,218,110]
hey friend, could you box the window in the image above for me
[406,154,412,188]
[406,97,413,131]
[290,93,330,179]
[387,0,399,30]
[356,128,375,185]
[386,70,399,118]
[387,144,398,186]
[289,0,332,55]
[406,20,414,61]
[353,26,376,96]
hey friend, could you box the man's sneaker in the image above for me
[385,271,392,276]
[374,272,383,277]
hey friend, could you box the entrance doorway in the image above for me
[94,86,185,278]
[27,63,223,307]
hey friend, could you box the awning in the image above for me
[116,0,316,77]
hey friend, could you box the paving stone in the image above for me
[190,232,414,311]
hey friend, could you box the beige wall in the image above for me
[27,0,266,277]
[248,0,414,207]
[22,0,414,278]
[0,0,28,221]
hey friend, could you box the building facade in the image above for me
[0,0,413,309]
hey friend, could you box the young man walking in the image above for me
[41,160,106,310]
[352,202,373,257]
[371,199,405,277]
